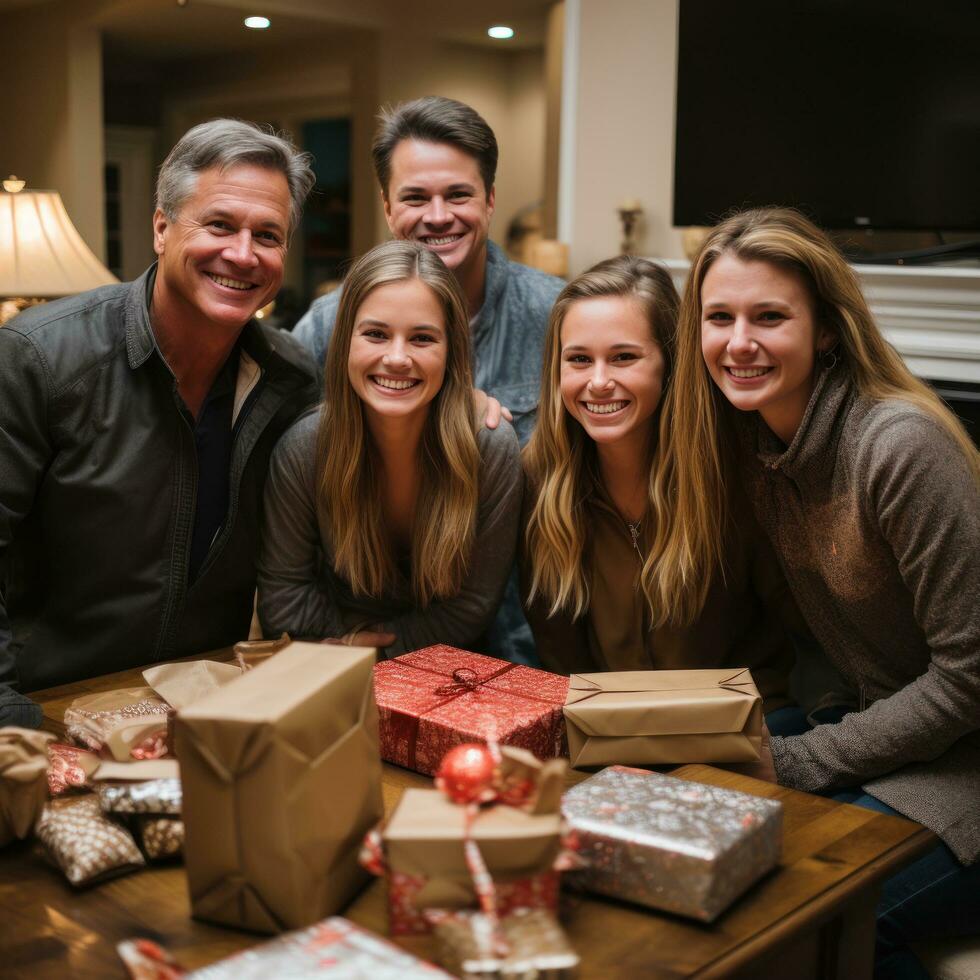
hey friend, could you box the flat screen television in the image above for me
[673,0,980,232]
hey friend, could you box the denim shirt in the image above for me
[292,241,564,445]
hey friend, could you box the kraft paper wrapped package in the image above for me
[561,766,783,922]
[377,788,564,935]
[427,907,579,979]
[0,727,55,846]
[174,642,384,933]
[563,668,762,768]
[233,635,292,672]
[375,645,569,776]
[142,660,242,711]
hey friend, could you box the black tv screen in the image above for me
[674,0,980,231]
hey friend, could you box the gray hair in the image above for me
[155,118,315,234]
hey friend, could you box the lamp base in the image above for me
[0,297,45,326]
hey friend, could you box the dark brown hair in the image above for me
[371,96,498,197]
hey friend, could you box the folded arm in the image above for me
[256,417,350,642]
[771,414,980,792]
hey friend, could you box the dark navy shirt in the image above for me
[188,349,239,583]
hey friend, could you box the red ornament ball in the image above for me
[435,743,498,805]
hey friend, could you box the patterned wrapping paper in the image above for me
[561,766,783,922]
[35,795,145,886]
[63,688,170,753]
[136,816,184,861]
[98,778,183,815]
[375,645,569,776]
[372,785,567,936]
[184,916,451,979]
[388,868,561,936]
[428,907,579,979]
[47,742,101,796]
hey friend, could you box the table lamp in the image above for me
[0,176,118,325]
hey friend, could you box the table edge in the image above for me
[693,826,937,978]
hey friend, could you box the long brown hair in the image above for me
[523,255,681,621]
[656,206,980,618]
[315,240,480,604]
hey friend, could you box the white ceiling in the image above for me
[9,0,554,61]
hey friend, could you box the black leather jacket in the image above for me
[0,267,318,691]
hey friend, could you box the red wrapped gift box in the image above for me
[388,869,561,936]
[374,645,569,776]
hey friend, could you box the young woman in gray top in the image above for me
[257,240,521,654]
[663,207,979,978]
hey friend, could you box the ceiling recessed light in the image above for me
[244,15,270,29]
[487,25,515,40]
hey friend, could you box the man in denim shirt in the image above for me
[292,97,564,660]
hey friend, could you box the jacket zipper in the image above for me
[626,520,643,562]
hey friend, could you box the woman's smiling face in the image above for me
[347,277,447,424]
[559,294,666,449]
[700,253,833,443]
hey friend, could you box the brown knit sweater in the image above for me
[519,478,798,714]
[739,366,980,864]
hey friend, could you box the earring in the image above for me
[818,346,839,371]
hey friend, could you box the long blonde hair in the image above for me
[657,206,980,617]
[315,240,480,605]
[523,255,681,622]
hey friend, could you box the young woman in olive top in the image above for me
[520,255,800,716]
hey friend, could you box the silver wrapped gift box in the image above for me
[561,766,782,922]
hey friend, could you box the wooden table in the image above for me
[1,661,935,979]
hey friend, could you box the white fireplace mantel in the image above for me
[662,260,980,385]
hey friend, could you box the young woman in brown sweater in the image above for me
[664,207,980,978]
[520,255,800,718]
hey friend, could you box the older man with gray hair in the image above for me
[0,119,318,704]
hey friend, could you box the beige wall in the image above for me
[502,49,548,240]
[565,0,684,273]
[1,1,107,261]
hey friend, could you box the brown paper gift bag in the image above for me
[142,660,242,710]
[174,642,383,933]
[563,668,762,768]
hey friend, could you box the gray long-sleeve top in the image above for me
[738,366,980,863]
[257,411,522,654]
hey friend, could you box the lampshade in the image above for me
[0,182,118,297]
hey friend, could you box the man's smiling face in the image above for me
[383,138,495,283]
[152,163,290,333]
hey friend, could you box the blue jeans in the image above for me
[764,706,980,979]
[479,569,541,667]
